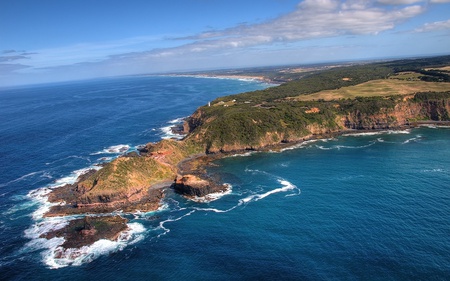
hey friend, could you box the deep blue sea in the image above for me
[1,76,449,280]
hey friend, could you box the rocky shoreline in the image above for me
[40,117,450,251]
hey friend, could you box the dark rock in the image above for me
[172,174,227,197]
[41,215,128,249]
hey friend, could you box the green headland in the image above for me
[44,55,450,249]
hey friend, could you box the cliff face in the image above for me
[184,93,450,153]
[45,92,450,217]
[46,139,204,216]
[343,98,450,130]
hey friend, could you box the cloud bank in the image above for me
[2,0,450,86]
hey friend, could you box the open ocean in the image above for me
[1,76,449,280]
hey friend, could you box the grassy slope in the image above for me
[292,79,450,101]
[187,56,450,151]
[77,139,203,200]
[73,56,450,200]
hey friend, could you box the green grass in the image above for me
[292,79,450,101]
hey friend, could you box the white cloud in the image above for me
[165,0,424,57]
[4,0,450,85]
[377,0,423,4]
[415,19,450,32]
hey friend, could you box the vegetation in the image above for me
[186,56,450,152]
[46,55,450,218]
[292,79,450,101]
[71,56,450,196]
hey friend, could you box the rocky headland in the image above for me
[41,56,450,250]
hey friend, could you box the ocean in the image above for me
[0,76,449,280]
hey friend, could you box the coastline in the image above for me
[34,120,449,264]
[161,73,277,84]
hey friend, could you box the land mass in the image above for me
[42,55,450,251]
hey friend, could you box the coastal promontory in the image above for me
[43,55,450,250]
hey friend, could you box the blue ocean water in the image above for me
[1,76,449,280]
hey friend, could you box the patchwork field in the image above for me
[292,79,450,101]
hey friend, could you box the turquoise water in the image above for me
[1,76,449,280]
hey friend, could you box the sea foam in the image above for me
[90,144,131,155]
[23,216,145,269]
[188,184,233,203]
[160,117,187,140]
[342,129,411,137]
[239,179,299,204]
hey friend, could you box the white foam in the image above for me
[315,141,376,151]
[26,221,146,269]
[402,135,422,144]
[279,139,321,152]
[417,124,450,129]
[24,217,70,239]
[239,179,299,204]
[159,117,188,140]
[52,167,99,188]
[160,125,184,140]
[90,144,130,155]
[0,171,43,188]
[228,151,255,157]
[168,117,187,124]
[27,166,101,220]
[342,129,411,137]
[156,210,195,238]
[188,184,232,203]
[422,168,445,173]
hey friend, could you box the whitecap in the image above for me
[279,139,321,152]
[51,167,100,188]
[158,116,188,140]
[188,184,233,203]
[24,221,146,269]
[90,144,130,155]
[422,168,445,173]
[27,166,101,220]
[156,210,195,238]
[402,135,421,144]
[342,129,410,137]
[228,151,255,157]
[316,141,376,150]
[24,217,70,240]
[0,171,44,188]
[160,125,184,140]
[315,145,334,150]
[239,179,299,204]
[168,117,188,124]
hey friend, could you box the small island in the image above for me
[42,55,450,252]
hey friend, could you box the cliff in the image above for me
[183,92,450,153]
[42,56,450,250]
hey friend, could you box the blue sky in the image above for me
[1,0,450,86]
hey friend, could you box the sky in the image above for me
[1,0,450,86]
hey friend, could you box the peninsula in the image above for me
[42,55,450,251]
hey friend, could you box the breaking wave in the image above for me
[239,179,300,204]
[188,184,233,203]
[90,144,131,155]
[24,221,145,269]
[160,117,187,140]
[342,129,411,137]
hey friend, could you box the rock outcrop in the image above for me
[41,216,128,249]
[184,92,450,153]
[173,174,227,197]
